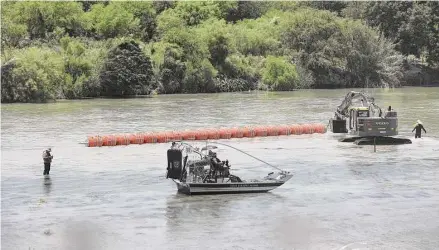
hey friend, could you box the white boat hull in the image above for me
[174,175,293,195]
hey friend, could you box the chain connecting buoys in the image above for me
[86,123,327,147]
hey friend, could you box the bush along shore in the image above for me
[1,1,439,103]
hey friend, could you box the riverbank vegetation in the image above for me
[2,1,439,102]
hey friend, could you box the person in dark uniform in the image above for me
[208,151,223,178]
[42,148,53,175]
[412,120,427,138]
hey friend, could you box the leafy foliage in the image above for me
[100,41,155,96]
[343,1,439,66]
[262,56,298,90]
[1,47,64,102]
[2,1,438,102]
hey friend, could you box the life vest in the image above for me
[43,151,52,163]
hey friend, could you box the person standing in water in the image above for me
[42,148,53,175]
[412,120,427,139]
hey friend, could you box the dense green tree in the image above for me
[182,59,217,93]
[171,1,237,26]
[83,3,139,39]
[426,2,439,66]
[2,1,85,39]
[301,1,348,15]
[100,41,155,96]
[225,1,264,22]
[158,44,186,94]
[153,1,176,14]
[1,47,64,103]
[120,2,157,41]
[262,56,298,90]
[59,37,105,98]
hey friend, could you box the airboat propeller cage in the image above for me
[166,149,184,180]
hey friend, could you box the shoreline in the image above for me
[1,85,438,104]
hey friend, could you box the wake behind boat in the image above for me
[166,141,293,195]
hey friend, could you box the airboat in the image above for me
[166,141,293,195]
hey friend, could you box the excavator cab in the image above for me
[349,107,369,133]
[347,107,398,137]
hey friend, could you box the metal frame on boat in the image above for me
[166,141,293,195]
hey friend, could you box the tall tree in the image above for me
[100,41,155,96]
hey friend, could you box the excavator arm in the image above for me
[334,91,382,120]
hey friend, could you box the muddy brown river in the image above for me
[2,88,439,250]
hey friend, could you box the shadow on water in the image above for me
[164,191,286,226]
[43,175,52,195]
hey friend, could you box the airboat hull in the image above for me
[174,176,292,195]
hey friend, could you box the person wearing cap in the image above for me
[208,151,221,175]
[42,148,53,175]
[412,120,427,139]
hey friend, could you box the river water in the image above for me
[1,88,439,250]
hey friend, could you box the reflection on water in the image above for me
[164,192,286,226]
[43,176,52,196]
[2,88,439,249]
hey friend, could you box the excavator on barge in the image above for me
[329,91,412,145]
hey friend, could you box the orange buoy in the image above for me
[88,136,97,147]
[96,136,104,147]
[206,129,220,139]
[219,128,232,139]
[116,135,130,145]
[170,131,183,141]
[231,127,244,138]
[181,131,196,140]
[143,133,157,143]
[242,127,256,138]
[195,129,209,140]
[128,134,144,144]
[102,135,117,146]
[314,123,326,133]
[301,124,310,134]
[267,126,279,136]
[290,124,301,135]
[278,125,290,136]
[157,132,173,143]
[254,126,268,137]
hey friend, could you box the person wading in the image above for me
[42,148,53,175]
[412,120,427,139]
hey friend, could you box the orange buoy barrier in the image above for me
[278,125,290,136]
[88,136,103,147]
[290,124,301,135]
[116,135,130,145]
[230,127,244,138]
[170,131,183,141]
[143,133,157,143]
[103,135,117,146]
[254,126,268,137]
[157,131,173,143]
[242,127,256,138]
[194,129,208,140]
[219,128,232,139]
[129,134,144,144]
[206,129,220,140]
[181,131,196,140]
[267,126,279,136]
[86,123,327,147]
